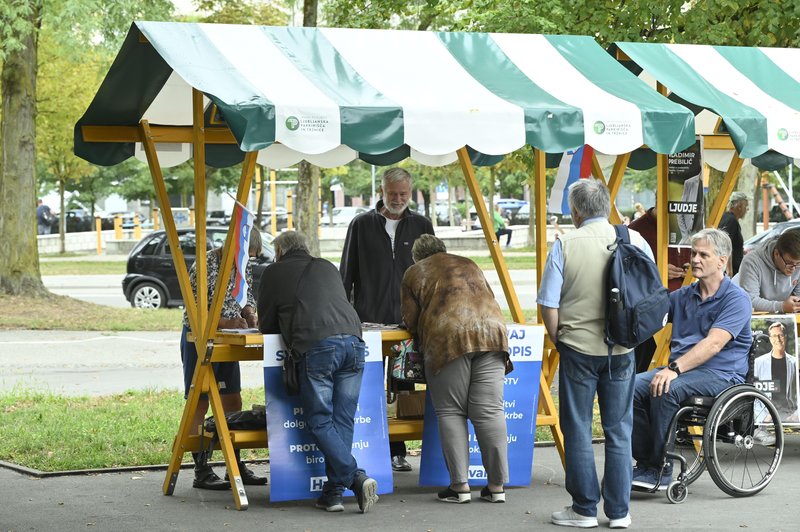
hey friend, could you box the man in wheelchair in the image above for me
[631,228,753,491]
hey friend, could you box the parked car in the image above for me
[321,206,368,227]
[511,204,530,225]
[206,210,231,226]
[122,227,275,309]
[102,211,147,230]
[257,208,288,232]
[434,203,462,226]
[496,198,528,218]
[742,219,800,255]
[53,209,94,233]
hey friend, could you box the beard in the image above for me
[384,200,409,216]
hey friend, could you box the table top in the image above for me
[205,326,412,346]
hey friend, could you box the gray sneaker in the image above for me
[609,513,632,529]
[351,473,379,514]
[551,506,598,528]
[315,493,345,512]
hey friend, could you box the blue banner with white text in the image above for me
[419,325,544,487]
[264,331,392,502]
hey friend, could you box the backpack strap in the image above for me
[614,224,631,245]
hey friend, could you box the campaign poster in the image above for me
[750,315,800,425]
[667,139,703,246]
[418,325,544,487]
[264,331,392,502]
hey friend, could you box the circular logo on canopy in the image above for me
[285,116,300,131]
[777,128,789,141]
[593,121,606,135]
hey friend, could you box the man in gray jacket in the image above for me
[733,230,800,313]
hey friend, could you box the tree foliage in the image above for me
[193,0,287,25]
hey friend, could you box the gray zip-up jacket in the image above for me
[732,237,800,313]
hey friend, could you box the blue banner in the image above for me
[419,325,544,487]
[264,331,392,502]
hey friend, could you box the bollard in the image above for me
[134,214,142,240]
[153,208,160,231]
[189,208,195,225]
[114,215,122,240]
[96,216,103,255]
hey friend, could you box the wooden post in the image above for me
[133,214,142,240]
[153,207,160,231]
[270,170,278,236]
[95,217,102,255]
[287,189,294,230]
[114,216,122,240]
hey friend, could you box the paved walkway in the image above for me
[2,438,797,531]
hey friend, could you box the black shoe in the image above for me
[193,465,231,491]
[225,464,268,486]
[351,473,379,514]
[315,493,345,512]
[391,455,412,472]
[480,486,505,503]
[437,487,471,503]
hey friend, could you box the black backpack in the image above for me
[604,225,670,349]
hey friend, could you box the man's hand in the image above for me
[650,367,678,397]
[667,264,686,280]
[781,295,800,313]
[219,317,248,329]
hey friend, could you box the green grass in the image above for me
[0,294,182,331]
[0,388,268,472]
[40,261,126,275]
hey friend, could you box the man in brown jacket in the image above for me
[400,234,509,504]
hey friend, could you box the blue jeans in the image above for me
[299,334,366,496]
[632,367,734,470]
[558,343,635,520]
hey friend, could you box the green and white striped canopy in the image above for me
[618,42,800,159]
[75,22,695,168]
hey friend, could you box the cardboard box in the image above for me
[396,390,426,419]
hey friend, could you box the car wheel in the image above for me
[131,282,165,309]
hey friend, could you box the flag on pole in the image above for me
[547,145,594,215]
[230,200,255,308]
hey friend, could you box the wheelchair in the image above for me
[635,382,784,504]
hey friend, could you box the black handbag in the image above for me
[280,259,315,396]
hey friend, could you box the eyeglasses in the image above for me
[778,251,800,270]
[770,334,786,339]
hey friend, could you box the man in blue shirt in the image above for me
[631,228,752,491]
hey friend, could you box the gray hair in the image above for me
[567,179,611,219]
[769,321,786,335]
[411,234,447,262]
[691,228,732,258]
[273,230,309,258]
[729,191,749,208]
[382,167,412,186]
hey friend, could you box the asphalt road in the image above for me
[42,270,539,311]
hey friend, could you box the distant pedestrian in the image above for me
[36,199,55,235]
[718,191,749,276]
[493,204,513,247]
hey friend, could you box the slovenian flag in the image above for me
[230,201,255,308]
[547,145,594,214]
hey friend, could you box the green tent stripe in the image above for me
[138,21,278,151]
[263,26,404,154]
[437,31,583,152]
[618,42,768,158]
[548,35,695,154]
[715,46,800,112]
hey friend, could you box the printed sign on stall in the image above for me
[419,325,544,487]
[264,331,392,502]
[667,139,704,246]
[750,315,800,426]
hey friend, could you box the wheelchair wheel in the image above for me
[703,385,783,497]
[673,412,705,486]
[666,480,688,504]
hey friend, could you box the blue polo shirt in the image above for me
[669,276,752,382]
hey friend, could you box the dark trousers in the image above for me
[495,229,512,246]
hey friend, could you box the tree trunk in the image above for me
[297,161,320,255]
[59,178,66,254]
[296,0,321,255]
[0,10,46,295]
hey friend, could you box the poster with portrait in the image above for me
[668,139,703,246]
[750,315,800,425]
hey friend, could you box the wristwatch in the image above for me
[668,361,682,376]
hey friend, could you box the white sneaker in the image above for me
[551,506,598,528]
[753,428,776,446]
[609,513,632,529]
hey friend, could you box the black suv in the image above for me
[122,227,275,309]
